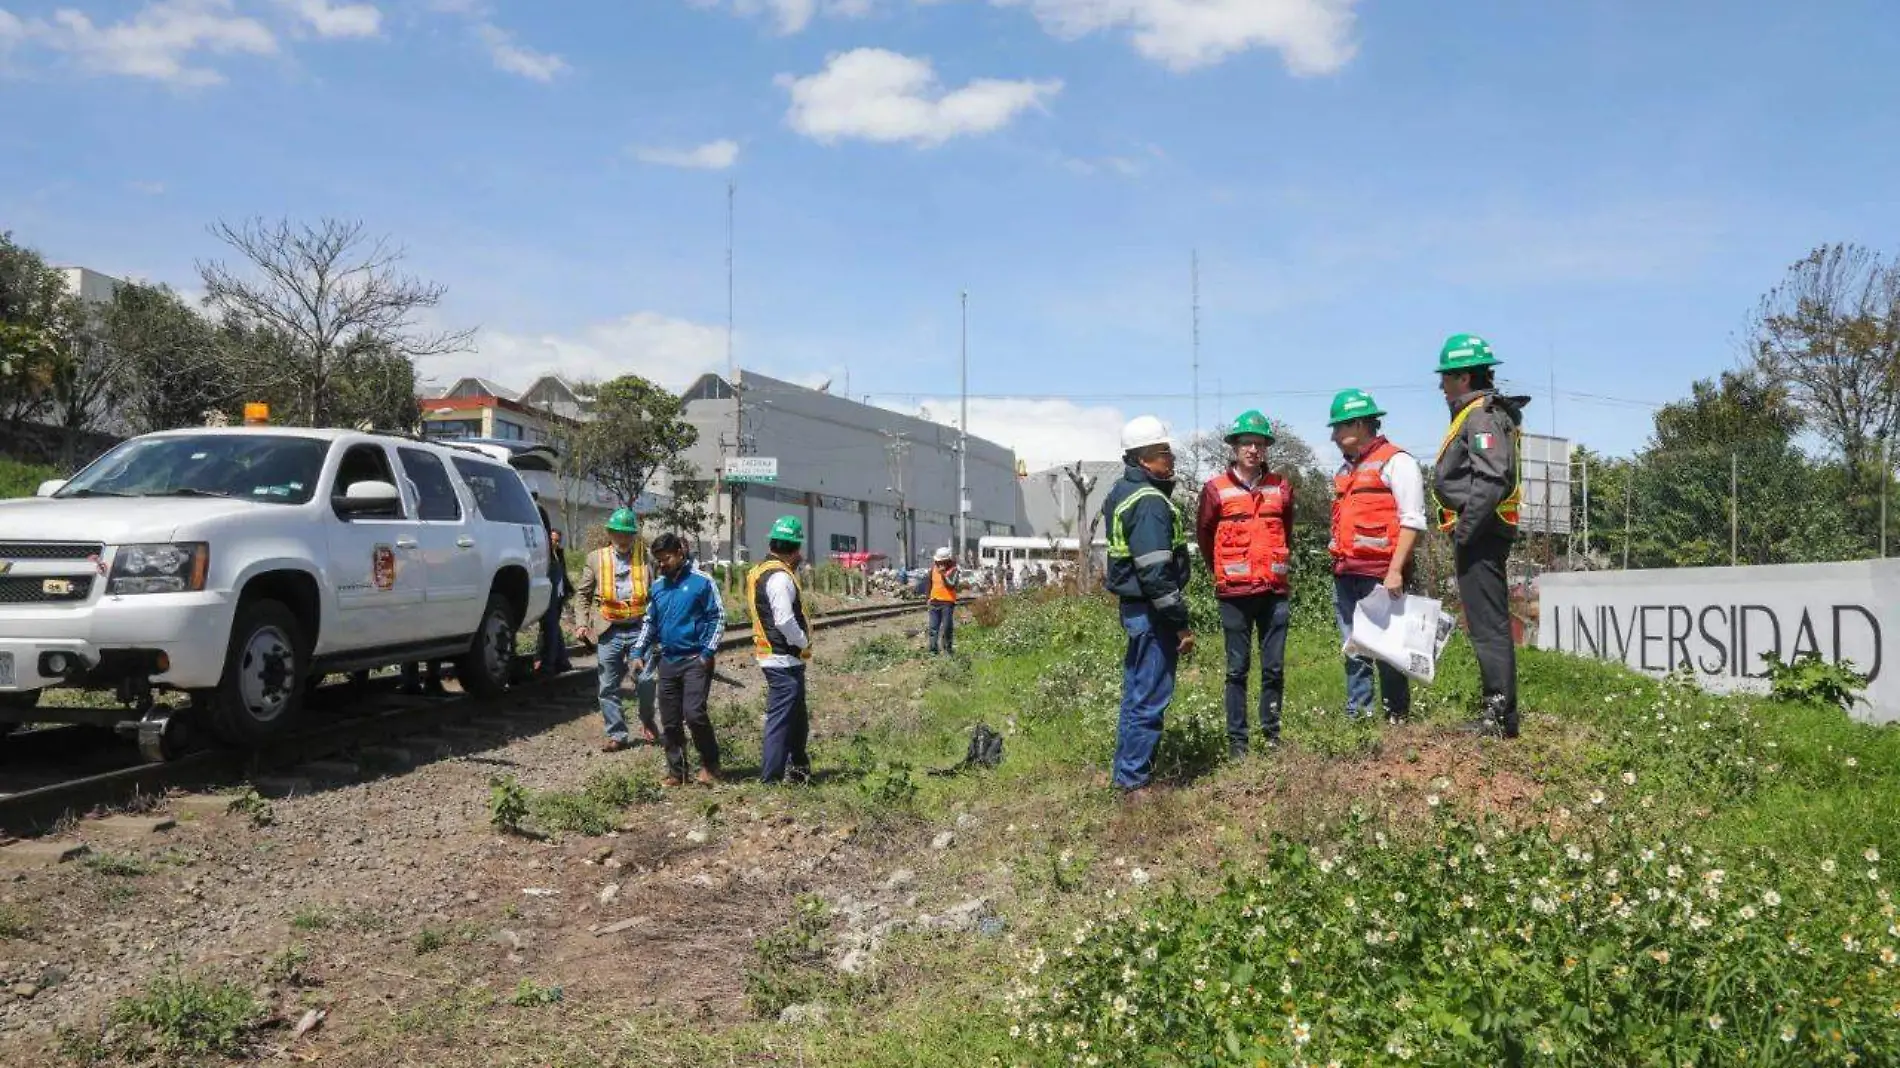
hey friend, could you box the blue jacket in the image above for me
[631,560,727,662]
[1100,463,1192,630]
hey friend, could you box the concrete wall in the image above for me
[680,370,1025,566]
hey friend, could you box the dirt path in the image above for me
[0,615,950,1066]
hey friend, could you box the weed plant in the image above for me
[110,972,262,1060]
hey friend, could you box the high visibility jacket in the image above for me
[1203,469,1291,596]
[747,559,812,661]
[594,545,649,623]
[1434,395,1523,537]
[929,566,958,603]
[1331,437,1406,578]
[1102,466,1192,630]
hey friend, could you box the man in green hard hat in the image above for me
[1327,388,1428,723]
[1194,409,1293,755]
[1431,334,1529,739]
[747,516,814,784]
[570,507,659,751]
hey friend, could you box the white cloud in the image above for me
[283,0,382,39]
[127,180,167,195]
[21,0,278,86]
[689,0,873,35]
[994,0,1359,74]
[473,20,566,80]
[779,48,1061,147]
[903,397,1126,469]
[633,139,741,170]
[448,312,729,394]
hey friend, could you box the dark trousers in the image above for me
[538,599,572,676]
[656,657,719,779]
[761,665,811,784]
[1217,593,1288,749]
[928,602,956,654]
[1455,534,1518,729]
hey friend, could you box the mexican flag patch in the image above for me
[1473,432,1495,450]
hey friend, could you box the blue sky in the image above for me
[2,0,1896,469]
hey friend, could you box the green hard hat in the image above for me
[605,507,639,534]
[769,515,805,545]
[1222,409,1275,444]
[1327,388,1386,426]
[1436,333,1501,374]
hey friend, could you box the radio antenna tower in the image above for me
[1191,249,1201,482]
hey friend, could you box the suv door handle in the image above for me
[395,538,419,549]
[456,536,476,548]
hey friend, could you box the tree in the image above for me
[1185,424,1332,507]
[101,282,232,436]
[0,233,68,431]
[327,333,422,431]
[198,218,471,426]
[1750,244,1900,483]
[575,374,701,518]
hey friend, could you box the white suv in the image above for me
[0,428,552,758]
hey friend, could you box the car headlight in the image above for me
[109,543,209,595]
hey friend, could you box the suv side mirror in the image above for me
[334,480,401,519]
[36,479,68,497]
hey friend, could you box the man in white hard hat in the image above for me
[926,546,960,655]
[1099,415,1195,799]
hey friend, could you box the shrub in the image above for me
[844,633,924,673]
[529,791,616,837]
[487,774,529,834]
[1764,652,1869,712]
[582,767,661,809]
[226,787,275,828]
[509,978,563,1007]
[111,973,262,1060]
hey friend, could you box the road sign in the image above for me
[725,457,778,484]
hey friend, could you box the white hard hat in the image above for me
[933,547,953,562]
[1120,415,1173,453]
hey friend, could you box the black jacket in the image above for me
[1100,463,1192,630]
[1433,390,1529,546]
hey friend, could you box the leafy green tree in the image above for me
[101,282,231,435]
[574,375,702,531]
[0,233,68,431]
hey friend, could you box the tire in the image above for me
[201,598,307,748]
[0,689,40,713]
[455,592,517,698]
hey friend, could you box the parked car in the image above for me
[0,428,552,758]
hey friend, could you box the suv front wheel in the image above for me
[199,598,307,747]
[456,592,517,698]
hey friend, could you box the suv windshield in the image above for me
[58,434,329,505]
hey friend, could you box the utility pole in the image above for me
[1064,461,1099,588]
[727,180,746,566]
[884,432,910,568]
[1622,469,1634,570]
[957,289,969,567]
[1190,250,1201,484]
[1729,451,1738,567]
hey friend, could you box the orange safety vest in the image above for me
[594,544,649,623]
[747,558,812,661]
[1207,468,1291,596]
[1331,437,1405,578]
[929,566,958,603]
[1434,398,1523,532]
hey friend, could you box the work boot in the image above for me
[661,775,684,788]
[600,737,630,753]
[1228,741,1249,761]
[695,768,719,787]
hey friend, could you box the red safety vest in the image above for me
[1331,437,1405,578]
[1208,469,1291,596]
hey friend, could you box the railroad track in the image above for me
[0,600,926,837]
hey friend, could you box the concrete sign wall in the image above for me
[1537,560,1894,723]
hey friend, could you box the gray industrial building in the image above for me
[1019,461,1124,542]
[679,370,1026,567]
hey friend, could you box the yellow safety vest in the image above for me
[747,558,812,661]
[1433,397,1523,532]
[595,544,649,622]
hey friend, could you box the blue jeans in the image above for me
[596,622,658,742]
[761,665,810,784]
[1113,600,1180,790]
[1333,575,1411,720]
[928,602,956,654]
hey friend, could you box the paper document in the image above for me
[1342,592,1455,683]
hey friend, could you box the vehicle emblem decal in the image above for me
[373,545,397,591]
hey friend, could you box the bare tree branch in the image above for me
[198,217,474,425]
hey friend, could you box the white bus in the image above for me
[977,535,1103,587]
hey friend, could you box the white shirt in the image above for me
[1339,449,1429,532]
[758,569,808,669]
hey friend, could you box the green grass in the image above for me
[612,587,1900,1067]
[110,972,263,1060]
[0,455,58,500]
